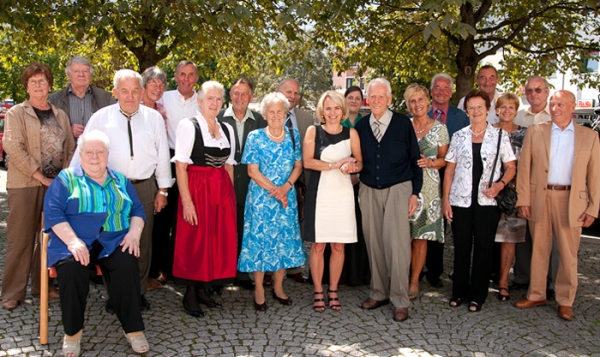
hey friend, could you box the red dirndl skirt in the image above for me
[172,165,237,284]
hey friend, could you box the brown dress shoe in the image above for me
[49,288,60,299]
[514,298,547,309]
[2,299,19,310]
[286,272,308,283]
[558,306,574,321]
[393,307,409,322]
[360,297,390,310]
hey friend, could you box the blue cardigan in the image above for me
[356,111,422,195]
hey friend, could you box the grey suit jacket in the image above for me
[293,107,318,184]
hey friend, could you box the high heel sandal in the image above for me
[449,297,463,307]
[468,301,482,312]
[408,282,420,301]
[313,291,325,312]
[497,287,510,302]
[327,289,341,311]
[124,331,150,354]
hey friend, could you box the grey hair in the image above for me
[78,129,110,151]
[277,78,299,91]
[197,81,224,101]
[431,73,454,91]
[141,66,167,87]
[65,56,94,75]
[175,60,198,74]
[260,92,290,116]
[524,75,549,88]
[366,78,392,97]
[113,69,143,89]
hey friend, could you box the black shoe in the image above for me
[140,295,151,311]
[272,290,292,305]
[254,299,267,312]
[508,282,529,290]
[427,278,444,288]
[105,300,115,314]
[182,298,204,317]
[546,289,556,301]
[234,278,255,290]
[196,288,223,309]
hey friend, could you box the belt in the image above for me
[547,184,571,191]
[130,177,151,185]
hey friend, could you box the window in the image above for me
[346,78,354,88]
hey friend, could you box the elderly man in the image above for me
[514,90,600,321]
[217,78,267,290]
[423,73,470,287]
[49,56,116,138]
[276,78,316,284]
[356,78,422,322]
[71,69,172,311]
[511,76,559,300]
[458,65,501,124]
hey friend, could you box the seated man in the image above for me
[44,130,149,357]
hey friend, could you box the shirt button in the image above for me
[377,155,380,158]
[376,166,379,169]
[376,177,379,180]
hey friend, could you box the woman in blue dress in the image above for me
[237,92,306,311]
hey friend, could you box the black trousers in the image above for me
[451,203,500,305]
[56,243,144,335]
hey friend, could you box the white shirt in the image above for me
[159,89,199,149]
[70,104,172,188]
[548,121,575,185]
[369,109,393,140]
[458,91,501,124]
[514,104,551,127]
[445,124,516,207]
[172,113,236,166]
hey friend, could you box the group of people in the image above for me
[1,57,599,357]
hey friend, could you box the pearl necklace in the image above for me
[413,118,431,134]
[470,127,486,137]
[266,126,284,139]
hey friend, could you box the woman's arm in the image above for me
[482,160,516,198]
[303,126,356,172]
[431,144,449,170]
[346,128,363,174]
[442,162,456,222]
[225,164,234,183]
[120,216,144,257]
[51,222,90,266]
[176,161,197,226]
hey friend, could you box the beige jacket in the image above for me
[4,100,75,189]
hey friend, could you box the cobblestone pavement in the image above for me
[0,190,599,357]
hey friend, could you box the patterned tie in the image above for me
[434,109,443,121]
[372,120,382,142]
[285,112,293,129]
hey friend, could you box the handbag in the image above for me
[488,128,518,215]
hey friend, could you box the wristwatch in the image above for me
[158,190,168,197]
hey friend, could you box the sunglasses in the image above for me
[525,87,547,95]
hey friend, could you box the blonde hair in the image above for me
[403,83,431,115]
[316,91,348,124]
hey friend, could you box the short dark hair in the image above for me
[344,86,363,100]
[21,62,54,89]
[463,89,491,111]
[478,65,498,77]
[232,78,255,95]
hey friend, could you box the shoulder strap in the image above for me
[190,116,199,129]
[487,128,503,188]
[219,122,231,144]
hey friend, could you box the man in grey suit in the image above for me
[276,78,316,283]
[217,78,266,290]
[423,73,470,287]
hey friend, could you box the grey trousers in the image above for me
[132,178,158,294]
[359,181,412,308]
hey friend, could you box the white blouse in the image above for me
[172,112,236,165]
[445,124,516,207]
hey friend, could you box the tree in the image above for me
[309,0,600,103]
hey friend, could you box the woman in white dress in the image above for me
[302,91,363,312]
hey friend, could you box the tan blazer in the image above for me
[516,121,600,227]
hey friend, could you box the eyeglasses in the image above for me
[525,87,548,95]
[28,79,49,86]
[467,105,486,112]
[73,70,91,75]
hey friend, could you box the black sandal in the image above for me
[497,287,510,302]
[313,292,325,312]
[468,301,482,312]
[327,289,341,311]
[449,297,463,308]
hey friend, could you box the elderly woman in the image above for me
[404,84,449,301]
[442,89,516,312]
[141,66,168,126]
[1,63,75,311]
[44,130,148,356]
[172,81,237,317]
[237,92,306,311]
[492,93,527,301]
[303,90,363,312]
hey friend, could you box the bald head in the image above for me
[549,90,576,129]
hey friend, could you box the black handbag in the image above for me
[488,128,518,215]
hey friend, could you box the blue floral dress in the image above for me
[237,128,307,272]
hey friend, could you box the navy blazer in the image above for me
[428,106,470,142]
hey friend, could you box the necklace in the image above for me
[266,126,284,139]
[413,118,431,134]
[206,120,218,139]
[470,127,486,137]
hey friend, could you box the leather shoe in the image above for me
[182,298,204,317]
[360,297,390,310]
[546,289,556,301]
[558,305,573,321]
[286,272,308,284]
[393,307,409,322]
[263,274,273,286]
[254,299,267,312]
[272,290,292,305]
[140,295,151,311]
[514,298,547,309]
[196,288,223,309]
[2,299,19,310]
[509,282,529,290]
[49,287,60,299]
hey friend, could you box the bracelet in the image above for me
[328,163,332,170]
[430,159,434,168]
[500,180,507,187]
[287,180,293,187]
